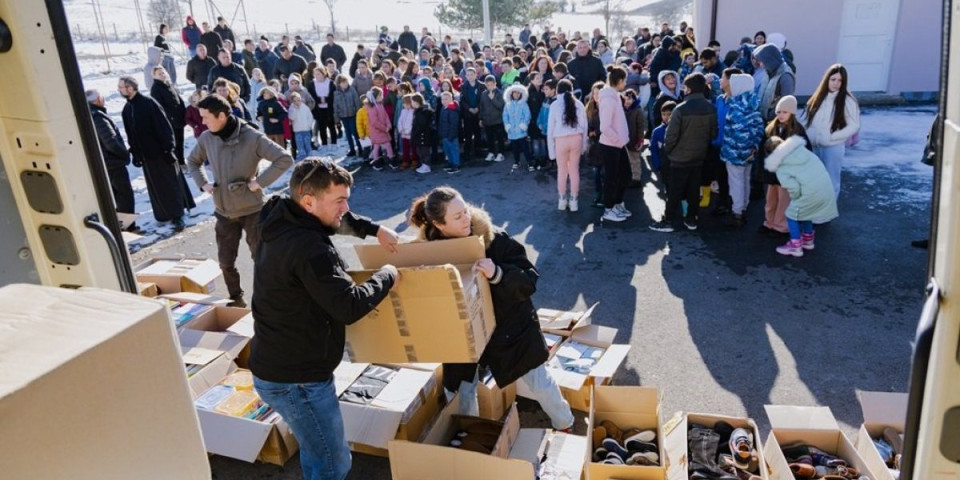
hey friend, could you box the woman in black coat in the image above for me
[150,67,187,165]
[409,187,574,430]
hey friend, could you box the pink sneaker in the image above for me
[801,232,815,250]
[776,239,804,257]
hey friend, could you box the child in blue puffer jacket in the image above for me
[503,84,533,172]
[720,73,766,227]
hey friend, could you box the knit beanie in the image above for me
[776,95,798,115]
[288,73,302,86]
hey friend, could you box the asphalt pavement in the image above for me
[133,108,931,479]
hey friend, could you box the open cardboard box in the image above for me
[586,385,666,480]
[138,281,159,297]
[764,405,878,480]
[518,324,631,411]
[163,292,254,359]
[856,391,908,480]
[537,302,599,336]
[334,362,442,457]
[193,363,299,465]
[345,236,496,364]
[509,428,589,479]
[0,285,210,479]
[135,257,222,295]
[661,412,769,480]
[477,371,518,421]
[389,395,532,479]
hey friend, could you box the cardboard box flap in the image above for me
[538,302,599,333]
[137,259,181,276]
[161,292,231,306]
[371,369,433,411]
[226,313,254,338]
[541,431,588,479]
[185,355,235,399]
[179,328,250,361]
[181,346,224,366]
[765,405,839,431]
[508,428,548,465]
[181,260,223,286]
[594,385,661,415]
[334,362,370,396]
[389,440,535,480]
[355,236,485,269]
[858,391,908,430]
[589,344,631,379]
[663,411,689,480]
[570,324,619,345]
[196,408,273,463]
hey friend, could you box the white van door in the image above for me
[837,0,901,92]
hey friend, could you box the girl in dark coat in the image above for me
[409,187,574,430]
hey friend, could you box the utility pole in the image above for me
[482,0,491,46]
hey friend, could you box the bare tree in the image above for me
[580,0,625,39]
[148,0,181,29]
[322,0,338,35]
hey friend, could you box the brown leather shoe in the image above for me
[600,420,622,442]
[789,463,816,478]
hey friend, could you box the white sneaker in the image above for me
[494,153,505,162]
[602,208,626,222]
[569,196,579,212]
[558,195,568,211]
[415,163,431,174]
[615,203,633,217]
[485,153,495,162]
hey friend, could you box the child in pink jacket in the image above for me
[597,67,632,223]
[364,87,395,170]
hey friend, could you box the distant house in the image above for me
[691,0,941,97]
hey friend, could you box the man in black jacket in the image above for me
[650,73,718,233]
[186,44,217,92]
[213,16,234,45]
[567,40,607,101]
[200,22,223,59]
[207,48,251,101]
[397,25,418,53]
[320,33,347,70]
[274,45,308,86]
[87,89,136,230]
[118,76,191,231]
[250,159,399,480]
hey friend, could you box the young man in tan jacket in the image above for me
[186,94,294,307]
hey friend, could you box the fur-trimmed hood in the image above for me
[503,84,529,104]
[765,135,806,172]
[416,206,496,248]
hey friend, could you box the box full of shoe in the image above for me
[345,236,497,364]
[192,364,299,465]
[856,391,908,480]
[659,411,769,480]
[763,405,880,480]
[135,256,223,294]
[334,361,443,457]
[389,395,534,479]
[586,385,667,480]
[0,285,210,479]
[518,322,631,411]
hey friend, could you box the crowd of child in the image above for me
[165,18,862,258]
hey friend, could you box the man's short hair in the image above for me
[661,101,677,113]
[699,49,717,60]
[290,159,354,202]
[326,33,334,38]
[708,40,721,48]
[244,39,253,46]
[217,16,224,22]
[683,72,707,93]
[722,67,742,79]
[197,94,232,116]
[278,45,289,52]
[119,76,138,90]
[553,63,568,74]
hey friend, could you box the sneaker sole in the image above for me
[776,249,803,257]
[649,226,674,232]
[602,216,627,222]
[684,224,698,231]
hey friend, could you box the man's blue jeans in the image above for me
[254,376,351,480]
[442,138,461,167]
